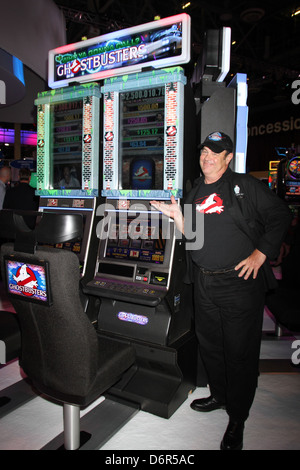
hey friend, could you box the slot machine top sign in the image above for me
[48,14,191,89]
[287,156,300,179]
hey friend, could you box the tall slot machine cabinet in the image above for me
[82,67,198,418]
[34,84,101,279]
[44,13,200,418]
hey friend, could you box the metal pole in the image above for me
[63,403,81,450]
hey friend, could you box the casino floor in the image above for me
[0,281,299,451]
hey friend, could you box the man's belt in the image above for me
[198,266,236,275]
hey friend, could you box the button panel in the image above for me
[90,279,163,297]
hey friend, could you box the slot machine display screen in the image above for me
[50,99,83,190]
[42,211,87,260]
[40,209,91,274]
[119,86,165,190]
[104,212,166,264]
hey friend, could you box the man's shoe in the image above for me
[190,396,226,412]
[220,420,244,450]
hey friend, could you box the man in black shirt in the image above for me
[3,167,39,228]
[151,131,292,450]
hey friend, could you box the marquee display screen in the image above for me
[5,257,52,306]
[119,86,165,190]
[50,99,83,190]
[104,213,166,264]
[48,14,191,87]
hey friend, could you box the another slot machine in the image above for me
[285,155,300,201]
[81,34,199,417]
[34,84,101,276]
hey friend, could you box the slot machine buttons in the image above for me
[150,272,168,286]
[136,267,149,282]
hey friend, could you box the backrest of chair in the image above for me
[0,211,98,398]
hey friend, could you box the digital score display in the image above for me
[50,100,83,189]
[119,86,165,190]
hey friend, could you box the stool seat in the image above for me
[0,311,21,363]
[0,211,136,449]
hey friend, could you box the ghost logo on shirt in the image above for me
[195,193,224,214]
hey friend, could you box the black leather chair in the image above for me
[0,214,21,368]
[0,210,135,450]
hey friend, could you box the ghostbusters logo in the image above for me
[105,131,114,141]
[70,59,81,74]
[166,126,177,137]
[13,264,38,297]
[196,193,224,214]
[134,166,150,181]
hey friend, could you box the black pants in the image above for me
[194,267,265,422]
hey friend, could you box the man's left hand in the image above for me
[235,249,266,280]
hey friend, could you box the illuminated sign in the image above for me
[48,14,191,88]
[0,128,37,146]
[118,311,149,325]
[5,257,52,306]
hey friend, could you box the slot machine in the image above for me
[34,84,101,277]
[43,12,241,418]
[80,22,199,416]
[285,155,300,202]
[283,154,300,224]
[268,160,280,191]
[82,68,198,419]
[273,148,300,216]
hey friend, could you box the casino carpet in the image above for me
[0,283,299,451]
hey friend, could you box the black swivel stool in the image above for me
[0,209,136,450]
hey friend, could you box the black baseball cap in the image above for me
[199,131,233,154]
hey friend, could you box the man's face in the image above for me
[200,146,233,183]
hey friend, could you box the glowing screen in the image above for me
[50,99,83,189]
[119,86,165,190]
[5,258,52,306]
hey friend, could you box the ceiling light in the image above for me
[291,8,300,16]
[240,7,265,23]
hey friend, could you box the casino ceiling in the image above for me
[52,0,300,107]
